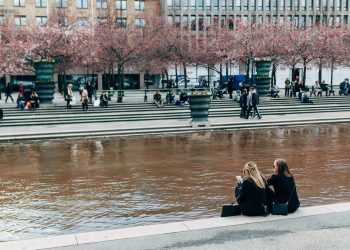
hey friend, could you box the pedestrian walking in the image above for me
[284,78,291,97]
[86,80,94,104]
[227,77,234,99]
[5,83,14,103]
[64,83,74,109]
[246,87,261,120]
[239,89,248,118]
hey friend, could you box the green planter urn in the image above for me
[34,61,55,104]
[188,92,211,127]
[255,59,272,96]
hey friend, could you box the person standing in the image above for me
[64,83,73,109]
[5,83,14,103]
[19,82,24,93]
[80,86,89,111]
[86,80,94,104]
[284,78,291,97]
[227,77,234,99]
[239,89,248,118]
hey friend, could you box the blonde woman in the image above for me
[267,159,300,213]
[236,161,270,216]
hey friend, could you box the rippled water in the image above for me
[1,124,350,241]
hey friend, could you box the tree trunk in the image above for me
[331,61,334,87]
[207,65,210,88]
[183,61,187,89]
[117,65,123,103]
[246,58,250,79]
[303,58,307,88]
[175,63,178,88]
[219,64,223,87]
[318,64,322,84]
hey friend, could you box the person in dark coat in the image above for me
[5,83,14,102]
[86,80,94,104]
[239,89,248,118]
[29,90,39,109]
[227,77,234,99]
[100,91,108,108]
[236,161,271,216]
[267,159,300,213]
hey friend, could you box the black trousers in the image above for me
[285,88,290,97]
[246,106,261,119]
[5,94,14,102]
[240,106,247,118]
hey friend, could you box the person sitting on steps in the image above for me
[153,90,164,108]
[100,91,108,108]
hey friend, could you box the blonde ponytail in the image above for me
[243,161,266,189]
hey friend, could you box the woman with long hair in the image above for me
[267,159,300,213]
[236,161,269,216]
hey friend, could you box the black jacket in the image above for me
[239,94,248,107]
[267,174,300,213]
[86,84,94,97]
[252,92,259,106]
[237,178,266,216]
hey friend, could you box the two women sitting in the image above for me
[234,159,300,216]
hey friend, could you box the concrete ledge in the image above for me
[1,202,350,250]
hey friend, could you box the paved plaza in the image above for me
[1,202,350,250]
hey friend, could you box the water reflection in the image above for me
[0,124,350,241]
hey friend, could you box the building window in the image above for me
[77,17,89,26]
[0,0,3,6]
[36,0,47,7]
[307,16,313,26]
[221,0,226,10]
[293,16,299,27]
[174,0,180,9]
[257,0,262,10]
[329,0,334,10]
[198,0,204,10]
[264,0,272,11]
[344,0,348,11]
[308,0,313,10]
[301,15,306,29]
[135,18,145,26]
[97,0,107,8]
[36,16,47,25]
[205,0,211,9]
[58,16,68,26]
[228,16,234,29]
[287,0,292,10]
[198,16,204,30]
[301,0,306,10]
[190,15,196,31]
[191,0,195,10]
[272,0,277,11]
[236,0,241,10]
[167,0,173,8]
[182,0,188,9]
[213,0,219,10]
[14,0,25,7]
[182,15,188,28]
[228,0,233,10]
[77,0,88,8]
[97,17,108,23]
[167,15,173,24]
[116,0,127,9]
[280,0,284,10]
[116,17,127,26]
[15,16,26,26]
[294,0,299,10]
[57,0,68,8]
[243,0,248,10]
[135,0,145,10]
[0,15,4,25]
[315,0,320,10]
[343,15,348,25]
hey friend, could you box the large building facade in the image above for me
[164,0,350,30]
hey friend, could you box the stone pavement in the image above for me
[1,202,350,250]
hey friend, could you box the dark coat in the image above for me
[5,85,12,94]
[252,92,259,106]
[237,178,266,216]
[239,93,248,107]
[86,84,94,97]
[267,174,300,213]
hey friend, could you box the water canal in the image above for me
[1,124,350,241]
